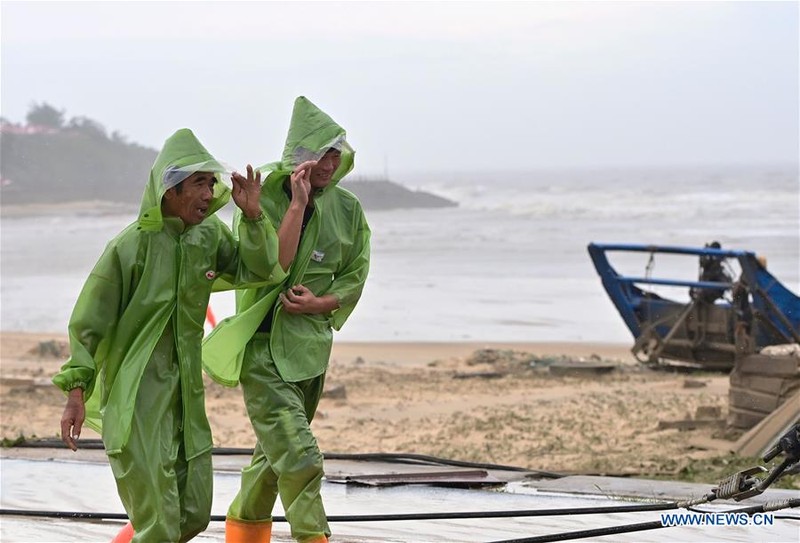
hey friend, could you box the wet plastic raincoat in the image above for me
[52,128,284,541]
[203,96,370,385]
[53,127,283,455]
[202,97,370,542]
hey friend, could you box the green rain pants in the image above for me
[228,333,330,542]
[108,328,213,543]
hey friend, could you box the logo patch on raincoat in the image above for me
[311,250,325,263]
[205,270,216,280]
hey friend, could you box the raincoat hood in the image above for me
[138,128,231,232]
[258,96,354,187]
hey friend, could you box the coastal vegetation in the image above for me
[1,103,157,205]
[1,103,456,210]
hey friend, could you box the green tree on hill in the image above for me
[2,104,158,205]
[25,102,65,128]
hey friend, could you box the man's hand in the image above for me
[231,165,263,220]
[279,284,339,315]
[289,160,317,209]
[61,388,85,452]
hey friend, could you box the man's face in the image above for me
[162,171,216,226]
[309,149,342,189]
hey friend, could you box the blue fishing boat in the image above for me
[588,243,800,370]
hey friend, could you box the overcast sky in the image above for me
[1,1,798,176]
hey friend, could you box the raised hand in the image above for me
[289,160,317,208]
[231,165,263,220]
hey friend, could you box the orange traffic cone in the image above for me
[206,306,217,328]
[110,522,134,543]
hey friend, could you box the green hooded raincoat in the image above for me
[52,128,285,459]
[202,97,370,541]
[203,97,370,385]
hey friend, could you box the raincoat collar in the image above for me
[138,128,230,232]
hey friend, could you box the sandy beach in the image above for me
[1,331,744,477]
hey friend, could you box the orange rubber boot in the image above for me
[225,517,272,543]
[110,522,134,543]
[301,536,329,543]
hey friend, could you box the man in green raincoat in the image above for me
[203,97,371,543]
[54,128,288,543]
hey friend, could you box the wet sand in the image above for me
[1,331,736,475]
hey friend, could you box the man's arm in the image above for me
[53,245,125,450]
[277,161,317,271]
[280,207,371,327]
[321,208,371,330]
[217,161,318,286]
[215,165,286,289]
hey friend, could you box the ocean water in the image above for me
[1,165,797,344]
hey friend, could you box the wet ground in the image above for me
[1,448,798,542]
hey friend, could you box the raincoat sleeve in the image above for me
[326,208,371,330]
[212,214,286,291]
[52,244,124,399]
